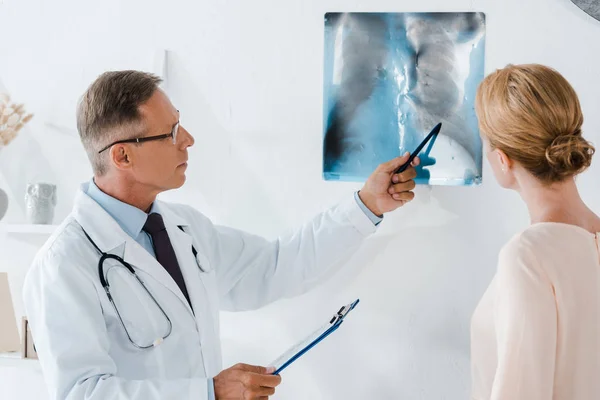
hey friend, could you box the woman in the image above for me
[471,63,600,399]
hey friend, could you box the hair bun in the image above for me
[545,131,595,179]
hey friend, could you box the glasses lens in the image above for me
[172,123,179,144]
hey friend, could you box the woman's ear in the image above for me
[495,148,512,173]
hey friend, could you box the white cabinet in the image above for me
[0,225,55,399]
[0,353,48,399]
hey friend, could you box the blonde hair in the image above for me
[475,64,595,183]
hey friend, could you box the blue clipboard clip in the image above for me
[270,299,360,375]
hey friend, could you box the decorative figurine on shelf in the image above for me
[25,183,57,225]
[0,93,34,222]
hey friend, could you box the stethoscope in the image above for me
[80,226,201,350]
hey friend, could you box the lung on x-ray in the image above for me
[323,12,486,185]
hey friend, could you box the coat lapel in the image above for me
[72,186,195,319]
[153,202,206,319]
[121,236,195,318]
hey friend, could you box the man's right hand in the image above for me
[213,363,282,400]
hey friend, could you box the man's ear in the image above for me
[109,145,132,171]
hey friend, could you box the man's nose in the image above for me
[179,126,194,147]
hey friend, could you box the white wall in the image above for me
[1,0,599,398]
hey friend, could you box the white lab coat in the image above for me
[23,182,377,400]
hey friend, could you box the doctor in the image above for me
[23,70,419,400]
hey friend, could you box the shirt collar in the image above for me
[86,179,158,239]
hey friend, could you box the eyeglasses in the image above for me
[98,112,180,154]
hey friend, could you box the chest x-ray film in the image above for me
[323,12,486,185]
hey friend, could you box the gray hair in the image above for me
[76,70,163,176]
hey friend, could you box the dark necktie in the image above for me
[143,213,192,308]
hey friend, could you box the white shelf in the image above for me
[0,224,58,234]
[0,352,39,368]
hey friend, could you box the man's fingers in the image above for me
[241,375,280,399]
[392,167,417,183]
[254,386,276,397]
[242,386,276,400]
[380,152,411,173]
[235,363,271,374]
[392,191,415,202]
[242,372,282,388]
[388,180,416,194]
[243,386,275,400]
[216,364,280,400]
[258,373,281,388]
[379,153,421,175]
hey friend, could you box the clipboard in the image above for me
[270,299,359,375]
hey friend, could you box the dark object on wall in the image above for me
[572,0,600,21]
[21,317,38,359]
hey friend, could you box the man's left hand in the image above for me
[358,152,420,217]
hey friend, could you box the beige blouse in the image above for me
[471,223,600,399]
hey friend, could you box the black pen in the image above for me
[395,122,442,174]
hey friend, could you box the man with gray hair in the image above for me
[23,70,419,400]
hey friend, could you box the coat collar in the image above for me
[73,182,195,318]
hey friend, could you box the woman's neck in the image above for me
[516,174,600,232]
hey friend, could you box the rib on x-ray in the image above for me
[323,12,486,185]
[571,0,600,21]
